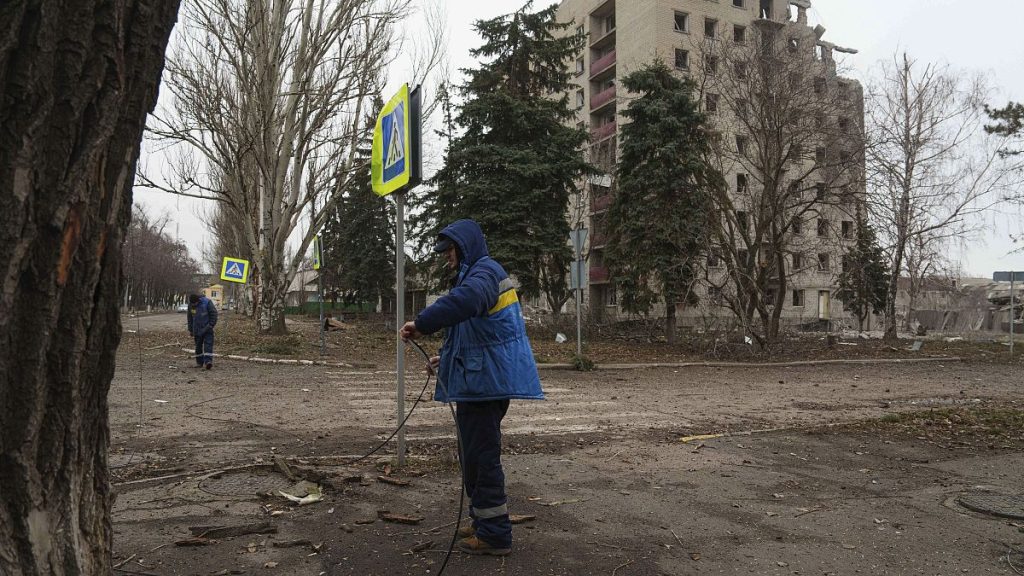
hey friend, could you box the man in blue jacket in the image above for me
[187,293,218,370]
[400,219,543,556]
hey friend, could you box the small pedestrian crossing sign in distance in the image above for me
[220,257,250,284]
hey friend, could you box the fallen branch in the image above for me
[112,554,137,569]
[189,522,277,539]
[378,511,424,525]
[611,559,633,576]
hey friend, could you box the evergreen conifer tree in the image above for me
[836,218,890,331]
[321,102,395,307]
[604,60,721,343]
[415,1,591,313]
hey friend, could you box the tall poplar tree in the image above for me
[604,60,721,344]
[417,1,592,313]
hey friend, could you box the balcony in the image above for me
[590,50,616,78]
[590,85,616,111]
[591,121,616,142]
[589,26,616,51]
[589,266,610,284]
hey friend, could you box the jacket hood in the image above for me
[438,219,489,267]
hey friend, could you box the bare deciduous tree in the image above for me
[865,53,1017,341]
[694,21,864,347]
[124,205,203,310]
[140,0,444,333]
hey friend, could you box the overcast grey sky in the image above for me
[136,0,1024,277]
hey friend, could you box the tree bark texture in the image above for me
[0,1,179,573]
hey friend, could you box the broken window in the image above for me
[736,210,748,232]
[575,90,584,108]
[788,37,799,53]
[817,219,828,237]
[817,253,830,270]
[735,62,748,79]
[604,14,616,33]
[733,0,744,8]
[841,220,853,239]
[815,183,826,201]
[759,0,772,19]
[841,254,850,273]
[674,11,689,33]
[736,174,748,193]
[814,77,826,94]
[736,134,748,155]
[675,49,689,70]
[705,56,719,74]
[792,252,803,269]
[575,57,584,75]
[706,93,719,113]
[815,147,826,164]
[792,289,805,306]
[705,18,717,38]
[734,25,746,43]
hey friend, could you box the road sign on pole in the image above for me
[995,271,1020,356]
[220,257,250,284]
[373,84,423,466]
[569,228,588,359]
[312,235,322,271]
[372,84,422,197]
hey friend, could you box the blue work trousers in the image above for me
[457,399,512,548]
[194,331,214,366]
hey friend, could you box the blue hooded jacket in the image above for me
[187,296,218,336]
[415,220,544,403]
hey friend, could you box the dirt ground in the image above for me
[109,313,1024,576]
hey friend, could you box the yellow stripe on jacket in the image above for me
[488,289,519,315]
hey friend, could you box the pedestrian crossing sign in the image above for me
[312,236,322,271]
[220,257,250,284]
[371,83,421,196]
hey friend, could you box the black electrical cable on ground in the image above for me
[401,339,467,576]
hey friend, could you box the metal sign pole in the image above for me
[575,242,583,359]
[395,191,407,466]
[318,270,325,356]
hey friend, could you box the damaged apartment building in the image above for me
[555,0,866,331]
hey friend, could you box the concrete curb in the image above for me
[179,348,371,369]
[536,356,964,370]
[179,348,961,372]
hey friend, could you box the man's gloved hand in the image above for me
[399,321,421,342]
[427,355,440,376]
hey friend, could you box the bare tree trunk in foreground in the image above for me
[0,1,180,573]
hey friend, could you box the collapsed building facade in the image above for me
[554,0,867,331]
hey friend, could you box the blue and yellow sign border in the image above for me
[220,257,250,284]
[371,84,412,196]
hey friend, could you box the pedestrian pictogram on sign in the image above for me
[371,83,422,197]
[385,116,405,171]
[220,256,250,284]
